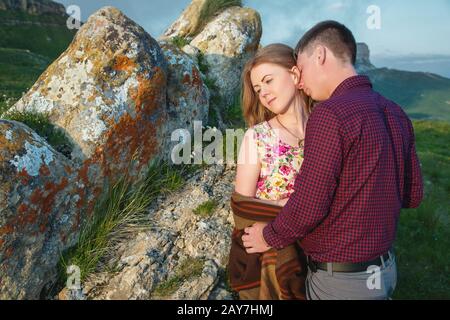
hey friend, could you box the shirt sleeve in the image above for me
[263,105,344,249]
[402,119,424,208]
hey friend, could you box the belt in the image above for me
[307,251,393,273]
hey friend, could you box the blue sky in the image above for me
[56,0,450,77]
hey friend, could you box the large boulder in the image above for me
[1,6,171,299]
[189,6,261,124]
[0,120,80,299]
[161,0,209,39]
[10,6,168,177]
[159,41,209,143]
[74,165,236,300]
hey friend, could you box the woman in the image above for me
[228,44,313,300]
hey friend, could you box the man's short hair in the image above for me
[295,20,357,65]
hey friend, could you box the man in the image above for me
[242,21,424,300]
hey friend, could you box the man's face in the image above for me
[296,49,327,101]
[297,51,315,99]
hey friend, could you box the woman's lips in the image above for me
[268,98,276,106]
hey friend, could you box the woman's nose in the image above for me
[260,87,270,97]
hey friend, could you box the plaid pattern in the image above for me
[263,76,424,263]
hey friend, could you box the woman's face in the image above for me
[250,63,300,114]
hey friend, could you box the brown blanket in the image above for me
[227,192,307,300]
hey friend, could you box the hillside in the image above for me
[364,68,450,121]
[0,0,76,114]
[0,47,51,113]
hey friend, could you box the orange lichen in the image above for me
[30,189,44,204]
[113,55,136,73]
[16,205,38,225]
[133,68,166,113]
[39,165,51,177]
[41,177,69,215]
[17,204,28,214]
[182,73,191,85]
[17,169,31,186]
[0,225,14,238]
[65,165,73,175]
[5,246,13,259]
[191,67,202,89]
[77,160,92,186]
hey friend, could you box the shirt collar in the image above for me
[330,75,373,98]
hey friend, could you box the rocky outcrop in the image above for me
[1,0,256,300]
[10,6,168,170]
[0,0,66,16]
[62,165,236,300]
[356,42,376,73]
[159,41,209,140]
[161,0,209,39]
[0,120,81,299]
[1,6,209,299]
[188,6,261,126]
[161,2,262,128]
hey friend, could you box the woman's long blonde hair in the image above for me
[241,43,313,127]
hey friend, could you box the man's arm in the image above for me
[263,105,344,249]
[402,119,424,208]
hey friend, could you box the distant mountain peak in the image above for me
[356,42,376,73]
[0,0,66,16]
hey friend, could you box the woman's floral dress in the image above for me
[253,121,305,200]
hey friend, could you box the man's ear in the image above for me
[316,45,326,66]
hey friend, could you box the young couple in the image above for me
[228,21,423,300]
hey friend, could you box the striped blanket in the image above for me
[227,192,307,300]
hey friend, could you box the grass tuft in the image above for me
[193,200,218,218]
[170,35,190,49]
[153,257,205,297]
[58,159,193,287]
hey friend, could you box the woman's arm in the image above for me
[235,129,261,197]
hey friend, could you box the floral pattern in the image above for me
[253,121,304,200]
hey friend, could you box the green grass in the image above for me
[0,10,75,60]
[169,35,190,49]
[193,200,218,218]
[0,9,75,115]
[393,120,450,299]
[223,94,245,129]
[197,52,209,74]
[58,159,192,286]
[365,68,450,121]
[153,257,205,297]
[0,48,51,115]
[1,110,73,157]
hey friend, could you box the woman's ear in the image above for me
[290,66,301,85]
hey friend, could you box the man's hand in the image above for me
[242,222,272,254]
